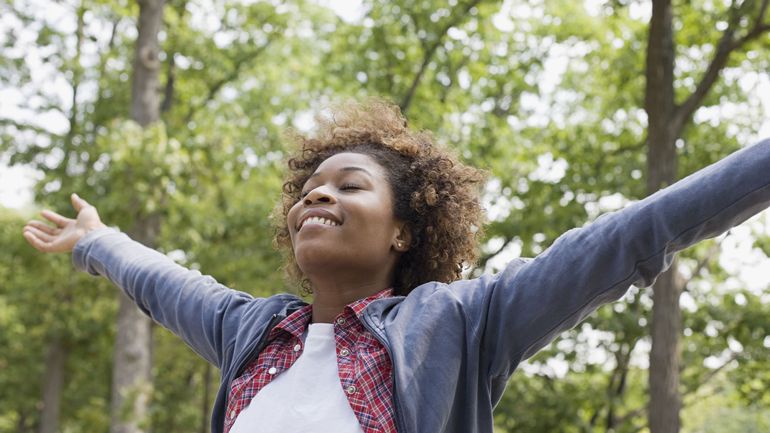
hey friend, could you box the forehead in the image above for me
[312,152,386,177]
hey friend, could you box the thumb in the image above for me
[70,193,92,213]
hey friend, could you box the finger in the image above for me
[41,209,72,228]
[71,193,92,212]
[27,220,60,235]
[23,229,53,252]
[24,225,56,243]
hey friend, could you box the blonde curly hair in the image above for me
[274,99,486,295]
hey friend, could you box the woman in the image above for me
[23,101,770,433]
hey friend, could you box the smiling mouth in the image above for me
[298,216,340,230]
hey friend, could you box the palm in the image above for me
[23,194,106,253]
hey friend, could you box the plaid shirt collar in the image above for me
[224,287,398,433]
[270,288,394,340]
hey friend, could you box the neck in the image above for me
[308,275,391,323]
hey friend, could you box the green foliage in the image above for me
[0,208,116,432]
[1,0,769,432]
[495,360,648,433]
[683,381,770,433]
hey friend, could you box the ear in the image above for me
[392,223,412,253]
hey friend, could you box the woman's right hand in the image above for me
[23,193,107,253]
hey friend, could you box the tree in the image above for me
[2,1,326,431]
[644,1,770,432]
[328,1,769,431]
[109,1,166,432]
[2,1,769,432]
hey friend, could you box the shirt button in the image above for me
[268,367,277,375]
[336,317,346,325]
[339,348,350,357]
[293,344,301,352]
[345,385,357,395]
[229,410,236,419]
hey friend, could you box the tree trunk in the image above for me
[110,1,165,433]
[18,411,30,433]
[648,267,682,433]
[131,0,164,128]
[38,6,83,431]
[642,0,770,428]
[200,363,213,433]
[645,1,682,433]
[38,337,67,433]
[110,292,154,433]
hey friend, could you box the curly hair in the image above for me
[273,99,487,296]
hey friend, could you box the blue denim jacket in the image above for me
[73,139,770,433]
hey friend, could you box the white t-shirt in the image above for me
[228,323,366,433]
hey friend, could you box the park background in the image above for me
[2,0,770,432]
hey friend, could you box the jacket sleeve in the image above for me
[472,138,770,379]
[72,229,255,368]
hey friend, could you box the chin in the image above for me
[294,245,343,274]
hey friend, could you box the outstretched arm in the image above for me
[22,195,254,368]
[459,139,770,379]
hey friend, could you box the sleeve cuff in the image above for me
[71,226,121,274]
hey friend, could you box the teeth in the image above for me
[301,216,339,229]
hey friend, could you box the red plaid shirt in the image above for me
[223,289,397,433]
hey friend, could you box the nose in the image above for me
[303,186,337,206]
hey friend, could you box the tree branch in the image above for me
[183,42,272,124]
[161,53,175,113]
[682,351,741,406]
[400,0,483,113]
[440,54,470,104]
[372,25,396,91]
[88,17,120,142]
[615,405,647,427]
[673,28,734,133]
[674,0,770,132]
[475,234,513,270]
[751,0,770,34]
[604,337,639,432]
[592,140,646,174]
[679,234,728,293]
[161,1,187,115]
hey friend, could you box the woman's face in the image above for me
[286,152,407,282]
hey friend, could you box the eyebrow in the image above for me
[309,166,374,178]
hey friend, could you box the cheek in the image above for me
[351,205,397,240]
[286,203,302,241]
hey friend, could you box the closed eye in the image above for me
[340,183,362,191]
[299,184,359,198]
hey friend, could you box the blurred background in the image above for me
[1,0,770,432]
